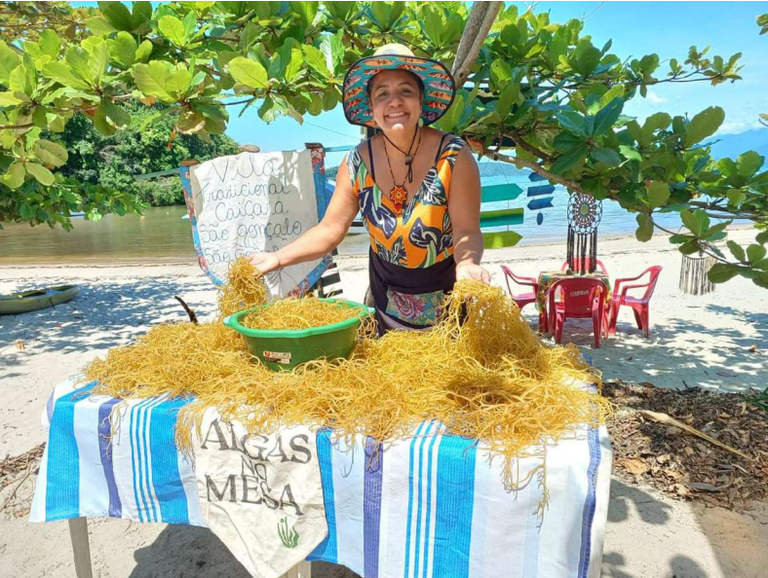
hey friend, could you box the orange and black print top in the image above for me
[347,134,466,269]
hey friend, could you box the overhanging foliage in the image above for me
[0,1,766,287]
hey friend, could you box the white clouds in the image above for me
[646,90,667,105]
[717,119,764,135]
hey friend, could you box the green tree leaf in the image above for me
[182,11,197,40]
[87,17,116,36]
[135,39,154,63]
[228,57,269,89]
[9,63,35,96]
[681,209,710,237]
[132,61,176,103]
[592,98,623,136]
[98,1,133,32]
[302,45,330,77]
[490,59,513,87]
[166,68,193,99]
[39,30,61,58]
[0,91,27,105]
[26,162,55,186]
[647,181,670,209]
[65,46,95,88]
[102,100,130,128]
[496,82,520,118]
[289,1,318,29]
[553,131,586,152]
[684,106,725,147]
[33,139,69,167]
[2,162,25,189]
[708,263,740,283]
[158,16,188,47]
[747,244,767,264]
[42,61,92,91]
[109,31,137,68]
[591,147,621,167]
[0,41,21,86]
[556,111,588,136]
[635,213,654,242]
[727,240,746,262]
[550,144,587,175]
[736,150,764,178]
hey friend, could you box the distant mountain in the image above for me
[710,128,768,160]
[476,161,530,178]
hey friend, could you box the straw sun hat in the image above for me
[342,43,456,128]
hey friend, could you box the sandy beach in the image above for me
[1,227,767,578]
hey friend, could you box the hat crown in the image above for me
[373,43,415,58]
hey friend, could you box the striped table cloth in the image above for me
[31,377,611,578]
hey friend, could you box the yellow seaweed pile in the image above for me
[86,258,610,505]
[242,297,365,331]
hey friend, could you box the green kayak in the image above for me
[0,284,80,315]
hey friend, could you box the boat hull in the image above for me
[0,285,80,315]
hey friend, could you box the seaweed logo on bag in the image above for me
[278,517,300,548]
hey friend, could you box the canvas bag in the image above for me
[192,409,327,578]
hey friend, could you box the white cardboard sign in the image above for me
[188,150,321,298]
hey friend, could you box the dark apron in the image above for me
[369,248,456,335]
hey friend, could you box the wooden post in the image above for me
[280,561,312,578]
[68,517,94,578]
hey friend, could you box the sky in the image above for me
[70,1,768,165]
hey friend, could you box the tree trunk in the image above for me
[451,2,502,86]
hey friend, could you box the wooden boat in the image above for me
[0,285,80,315]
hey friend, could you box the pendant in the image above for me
[390,185,408,214]
[405,155,413,165]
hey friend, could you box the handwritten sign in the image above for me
[193,410,327,577]
[188,150,322,298]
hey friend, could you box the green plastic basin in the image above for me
[224,298,374,371]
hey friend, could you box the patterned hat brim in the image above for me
[342,54,456,128]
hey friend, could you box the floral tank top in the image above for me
[347,134,466,269]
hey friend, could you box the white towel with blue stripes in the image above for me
[31,378,612,578]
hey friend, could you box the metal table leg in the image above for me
[67,517,94,578]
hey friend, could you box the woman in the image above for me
[251,44,490,334]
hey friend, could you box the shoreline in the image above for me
[0,224,756,268]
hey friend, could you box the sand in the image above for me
[1,227,766,577]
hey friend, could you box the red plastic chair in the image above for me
[548,278,609,348]
[608,266,662,338]
[501,265,538,312]
[561,259,609,276]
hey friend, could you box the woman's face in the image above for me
[368,69,423,133]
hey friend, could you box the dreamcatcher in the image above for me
[566,193,603,274]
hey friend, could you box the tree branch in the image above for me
[452,2,502,86]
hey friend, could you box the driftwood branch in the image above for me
[174,295,199,324]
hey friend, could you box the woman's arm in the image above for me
[251,157,359,273]
[448,145,491,284]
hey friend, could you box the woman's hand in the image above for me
[456,263,491,284]
[249,252,282,274]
